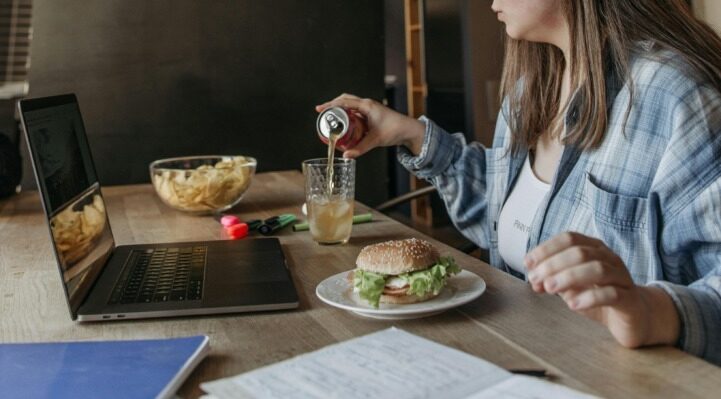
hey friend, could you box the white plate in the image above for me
[315,270,486,320]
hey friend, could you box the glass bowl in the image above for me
[149,155,257,215]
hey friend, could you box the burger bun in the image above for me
[356,238,440,275]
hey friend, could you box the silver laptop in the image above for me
[19,94,299,321]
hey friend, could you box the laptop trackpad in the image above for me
[202,238,297,306]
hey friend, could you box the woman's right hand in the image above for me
[315,93,426,158]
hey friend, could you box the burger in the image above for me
[351,238,461,308]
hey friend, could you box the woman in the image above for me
[317,0,721,365]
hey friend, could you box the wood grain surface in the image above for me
[1,171,719,398]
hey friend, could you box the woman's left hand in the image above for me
[525,232,680,348]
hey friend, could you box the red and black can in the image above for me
[316,106,367,152]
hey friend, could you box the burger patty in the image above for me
[382,286,409,296]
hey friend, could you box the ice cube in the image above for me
[333,201,351,218]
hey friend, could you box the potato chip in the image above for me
[50,194,107,268]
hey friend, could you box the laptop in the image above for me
[19,94,299,321]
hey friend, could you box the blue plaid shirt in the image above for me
[398,48,721,365]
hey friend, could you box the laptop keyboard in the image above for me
[109,246,207,304]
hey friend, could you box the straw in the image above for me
[292,213,373,232]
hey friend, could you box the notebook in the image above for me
[0,335,209,399]
[201,328,597,399]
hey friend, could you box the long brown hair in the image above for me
[500,0,721,151]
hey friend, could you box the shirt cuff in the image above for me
[647,280,707,358]
[397,116,460,179]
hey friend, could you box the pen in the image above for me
[508,369,548,378]
[258,214,297,235]
[245,219,263,230]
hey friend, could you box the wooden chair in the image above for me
[375,185,485,259]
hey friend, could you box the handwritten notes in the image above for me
[201,328,597,399]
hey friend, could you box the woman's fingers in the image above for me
[342,134,380,159]
[527,245,603,287]
[315,94,373,115]
[563,285,626,311]
[525,232,605,269]
[528,242,632,294]
[542,260,631,294]
[335,93,361,101]
[318,93,361,109]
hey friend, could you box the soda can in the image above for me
[316,106,367,152]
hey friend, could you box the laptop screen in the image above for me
[21,94,115,317]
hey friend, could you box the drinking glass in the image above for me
[302,158,355,245]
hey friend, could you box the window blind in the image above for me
[0,0,31,98]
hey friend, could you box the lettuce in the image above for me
[354,269,387,308]
[401,257,461,297]
[353,257,461,308]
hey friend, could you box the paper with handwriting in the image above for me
[201,328,597,399]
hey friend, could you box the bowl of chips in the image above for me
[150,155,256,215]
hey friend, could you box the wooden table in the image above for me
[1,171,720,398]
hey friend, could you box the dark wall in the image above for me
[461,0,505,145]
[384,0,407,113]
[424,0,467,136]
[22,0,387,205]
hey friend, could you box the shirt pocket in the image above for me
[579,172,648,231]
[578,173,651,281]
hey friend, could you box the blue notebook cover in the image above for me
[0,335,209,399]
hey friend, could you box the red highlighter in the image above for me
[226,222,248,239]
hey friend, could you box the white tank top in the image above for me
[498,155,551,273]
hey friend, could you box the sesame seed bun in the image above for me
[356,238,440,275]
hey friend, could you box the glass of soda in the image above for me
[302,158,355,245]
